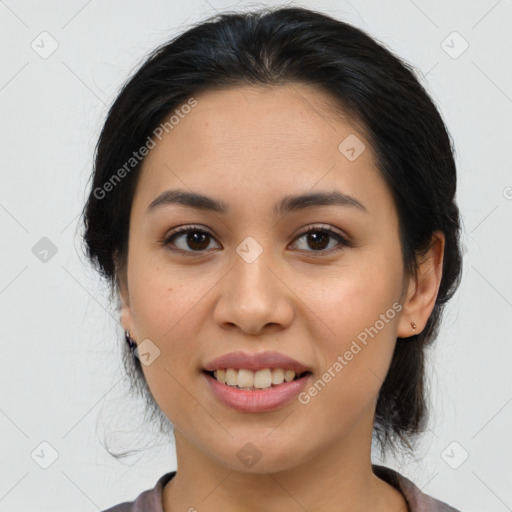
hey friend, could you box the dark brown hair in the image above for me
[80,5,463,458]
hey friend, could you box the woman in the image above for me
[81,6,463,511]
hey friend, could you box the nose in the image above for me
[213,243,294,336]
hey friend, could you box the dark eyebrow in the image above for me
[274,190,368,216]
[146,190,229,216]
[145,189,368,217]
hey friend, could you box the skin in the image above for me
[118,83,445,512]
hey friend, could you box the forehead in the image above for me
[154,82,362,158]
[132,83,394,220]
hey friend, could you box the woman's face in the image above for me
[120,83,413,473]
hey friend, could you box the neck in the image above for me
[162,415,407,512]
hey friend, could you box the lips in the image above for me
[202,351,313,412]
[203,350,312,374]
[203,370,312,412]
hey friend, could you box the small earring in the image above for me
[410,321,417,333]
[125,328,137,350]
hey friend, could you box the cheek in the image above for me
[306,253,403,391]
[318,258,402,335]
[298,284,401,431]
[128,253,210,337]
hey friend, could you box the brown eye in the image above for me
[290,226,350,253]
[163,226,220,254]
[305,231,330,250]
[162,224,350,256]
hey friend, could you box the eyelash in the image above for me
[161,224,352,256]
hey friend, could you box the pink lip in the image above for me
[203,371,312,413]
[203,350,311,373]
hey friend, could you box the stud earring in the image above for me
[410,321,417,333]
[125,328,137,350]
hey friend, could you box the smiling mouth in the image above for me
[203,368,312,391]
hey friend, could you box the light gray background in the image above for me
[1,0,511,511]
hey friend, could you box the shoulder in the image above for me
[372,464,462,512]
[101,472,176,512]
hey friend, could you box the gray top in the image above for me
[102,465,462,512]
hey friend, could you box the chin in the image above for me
[208,437,310,475]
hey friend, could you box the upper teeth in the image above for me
[213,368,298,389]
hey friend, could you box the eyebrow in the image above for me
[145,189,368,217]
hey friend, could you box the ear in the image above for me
[397,231,445,338]
[119,281,135,333]
[116,257,135,335]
